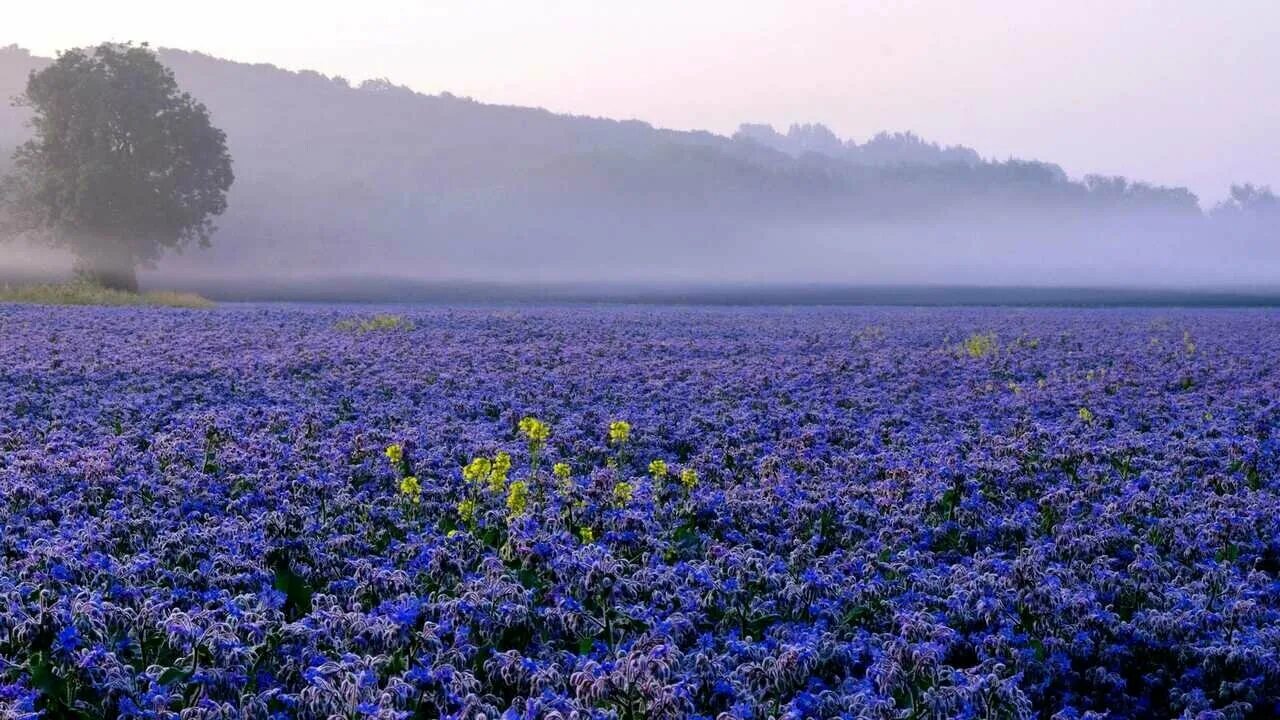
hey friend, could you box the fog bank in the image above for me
[2,45,1277,295]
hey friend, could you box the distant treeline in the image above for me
[1,44,1276,287]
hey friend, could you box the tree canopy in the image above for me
[1,43,233,291]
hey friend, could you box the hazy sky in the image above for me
[6,0,1278,202]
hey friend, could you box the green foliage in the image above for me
[334,313,414,333]
[268,552,314,621]
[1,42,233,291]
[0,281,213,307]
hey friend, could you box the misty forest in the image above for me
[3,25,1280,720]
[1,43,1276,293]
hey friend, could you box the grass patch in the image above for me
[0,281,214,308]
[334,313,414,333]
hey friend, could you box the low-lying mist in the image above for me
[138,207,1278,293]
[2,45,1277,302]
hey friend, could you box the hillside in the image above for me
[0,44,1274,287]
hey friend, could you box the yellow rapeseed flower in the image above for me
[506,480,530,516]
[491,452,512,491]
[399,475,421,504]
[963,332,997,359]
[608,420,631,445]
[457,498,478,525]
[553,462,571,480]
[648,459,668,480]
[463,456,491,484]
[579,527,595,543]
[464,452,512,492]
[680,467,698,490]
[612,481,634,506]
[384,443,403,465]
[518,416,550,444]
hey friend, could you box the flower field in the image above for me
[2,304,1280,719]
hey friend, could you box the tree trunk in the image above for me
[76,255,138,293]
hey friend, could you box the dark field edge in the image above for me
[158,277,1280,307]
[6,271,1280,307]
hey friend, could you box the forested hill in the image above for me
[1,45,1275,286]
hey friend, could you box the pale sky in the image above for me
[6,0,1278,203]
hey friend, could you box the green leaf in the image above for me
[1030,638,1047,662]
[439,515,458,534]
[158,665,194,686]
[517,568,546,593]
[272,561,314,619]
[28,651,65,700]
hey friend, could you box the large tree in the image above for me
[1,43,233,291]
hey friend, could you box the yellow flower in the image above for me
[680,467,698,490]
[491,452,512,490]
[384,443,403,465]
[553,462,572,480]
[612,481,634,506]
[963,332,997,358]
[464,452,511,492]
[457,498,478,525]
[399,475,421,503]
[579,527,595,543]
[463,456,491,484]
[648,459,668,480]
[1078,407,1095,423]
[608,420,631,445]
[518,416,550,444]
[506,480,530,516]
